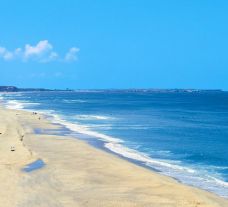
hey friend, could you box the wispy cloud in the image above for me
[64,47,80,62]
[0,47,14,60]
[0,40,79,63]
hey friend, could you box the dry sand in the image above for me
[0,107,227,207]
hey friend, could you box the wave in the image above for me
[105,142,228,197]
[5,100,40,110]
[62,99,87,103]
[105,142,195,173]
[49,113,122,143]
[83,124,113,130]
[73,114,114,120]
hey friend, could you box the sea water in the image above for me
[0,90,228,197]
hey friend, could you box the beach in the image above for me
[0,106,227,207]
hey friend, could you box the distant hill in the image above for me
[0,86,19,92]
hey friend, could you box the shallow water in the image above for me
[23,159,45,172]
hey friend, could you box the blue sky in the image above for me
[0,0,228,90]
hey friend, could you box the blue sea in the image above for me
[0,90,228,198]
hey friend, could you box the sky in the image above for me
[0,0,228,90]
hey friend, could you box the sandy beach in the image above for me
[0,107,227,207]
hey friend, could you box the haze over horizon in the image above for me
[1,1,228,90]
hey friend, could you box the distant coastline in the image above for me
[0,86,224,93]
[0,86,73,92]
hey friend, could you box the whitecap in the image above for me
[5,100,40,110]
[74,114,114,120]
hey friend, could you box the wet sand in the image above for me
[0,107,227,207]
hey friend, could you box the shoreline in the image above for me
[1,91,228,198]
[40,114,228,198]
[0,107,227,206]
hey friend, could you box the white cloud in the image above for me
[64,47,80,62]
[24,40,52,59]
[0,40,79,63]
[0,47,14,61]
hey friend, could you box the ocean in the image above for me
[0,90,228,198]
